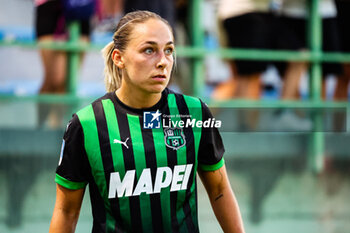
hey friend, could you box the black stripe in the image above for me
[92,102,124,232]
[194,180,199,232]
[163,103,180,233]
[175,94,198,232]
[115,108,143,233]
[88,169,107,233]
[139,118,164,233]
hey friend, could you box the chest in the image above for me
[86,115,196,176]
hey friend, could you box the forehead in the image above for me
[128,19,174,46]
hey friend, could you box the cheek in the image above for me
[127,58,148,74]
[168,56,174,63]
[136,60,153,75]
[134,56,153,67]
[168,58,174,71]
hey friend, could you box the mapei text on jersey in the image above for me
[108,164,193,198]
[162,118,221,128]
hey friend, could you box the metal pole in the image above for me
[308,0,324,173]
[190,0,205,97]
[67,21,80,95]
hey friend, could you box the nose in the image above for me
[156,52,168,69]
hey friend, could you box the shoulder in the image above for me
[63,114,84,141]
[76,93,112,122]
[166,88,203,108]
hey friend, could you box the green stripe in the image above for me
[152,126,172,233]
[167,94,188,233]
[199,158,225,171]
[127,114,153,232]
[183,95,202,168]
[55,174,87,190]
[102,99,132,231]
[76,105,115,232]
[183,95,202,227]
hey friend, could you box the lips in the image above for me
[152,75,166,79]
[152,75,167,82]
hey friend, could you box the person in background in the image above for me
[123,0,176,30]
[49,10,245,233]
[214,0,307,101]
[214,0,271,101]
[267,0,342,131]
[95,0,176,36]
[35,0,94,127]
[277,0,342,100]
[214,0,308,131]
[95,0,123,32]
[329,0,350,132]
[334,0,350,101]
[35,0,93,94]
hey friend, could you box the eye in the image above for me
[144,48,154,55]
[164,47,173,55]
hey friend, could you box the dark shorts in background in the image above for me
[223,13,273,75]
[124,0,175,30]
[35,0,91,38]
[223,12,342,76]
[279,16,342,76]
[336,0,350,52]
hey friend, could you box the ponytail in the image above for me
[102,41,121,92]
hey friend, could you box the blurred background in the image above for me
[0,0,350,232]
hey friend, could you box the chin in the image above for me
[148,87,165,94]
[146,84,167,94]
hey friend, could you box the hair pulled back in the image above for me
[102,10,173,92]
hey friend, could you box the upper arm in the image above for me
[198,165,231,200]
[56,115,90,190]
[55,184,85,215]
[196,100,228,198]
[197,100,225,171]
[49,185,85,233]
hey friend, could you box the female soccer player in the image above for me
[49,10,245,233]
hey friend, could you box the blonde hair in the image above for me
[102,10,174,92]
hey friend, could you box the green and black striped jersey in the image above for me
[56,88,225,233]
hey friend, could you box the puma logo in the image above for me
[113,137,130,149]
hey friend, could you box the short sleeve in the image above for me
[198,101,225,171]
[55,114,90,190]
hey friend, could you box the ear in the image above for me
[112,49,125,69]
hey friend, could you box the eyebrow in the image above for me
[143,41,174,46]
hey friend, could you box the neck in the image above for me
[115,87,162,109]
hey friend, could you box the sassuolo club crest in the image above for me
[164,128,186,150]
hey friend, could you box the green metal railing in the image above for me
[0,0,349,172]
[307,0,323,172]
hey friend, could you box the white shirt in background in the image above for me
[217,0,270,20]
[280,0,337,18]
